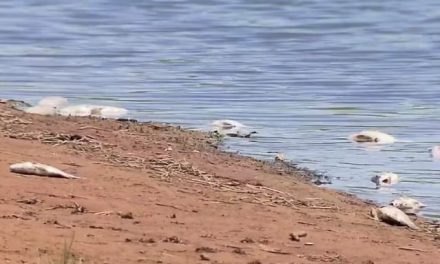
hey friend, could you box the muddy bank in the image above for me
[0,102,439,264]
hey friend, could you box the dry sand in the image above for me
[0,101,439,264]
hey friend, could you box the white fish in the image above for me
[390,197,426,215]
[10,162,79,179]
[211,119,257,138]
[59,105,94,117]
[275,153,285,162]
[38,96,69,108]
[349,130,396,144]
[371,172,399,187]
[94,106,129,119]
[212,119,246,129]
[59,104,128,119]
[431,146,440,160]
[25,105,58,115]
[25,96,69,115]
[371,206,418,230]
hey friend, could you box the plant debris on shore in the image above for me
[0,101,439,264]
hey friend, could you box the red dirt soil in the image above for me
[0,102,438,264]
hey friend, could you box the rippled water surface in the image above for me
[1,0,440,218]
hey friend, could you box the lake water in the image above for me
[0,0,440,218]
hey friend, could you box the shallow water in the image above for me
[1,0,440,218]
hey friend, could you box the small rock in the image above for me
[289,231,308,242]
[139,238,156,244]
[118,212,134,219]
[195,247,217,253]
[240,237,255,244]
[304,242,314,246]
[163,236,182,243]
[200,254,210,261]
[232,248,246,255]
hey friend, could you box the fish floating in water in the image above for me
[349,130,396,144]
[211,119,257,138]
[9,162,79,179]
[431,146,440,160]
[371,172,399,188]
[390,197,426,215]
[24,96,128,119]
[371,206,418,230]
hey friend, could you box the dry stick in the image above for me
[186,178,219,186]
[201,198,238,205]
[94,210,114,216]
[155,203,193,213]
[78,126,112,132]
[45,204,74,211]
[398,246,428,252]
[258,245,291,255]
[309,206,339,210]
[28,191,89,200]
[246,184,295,199]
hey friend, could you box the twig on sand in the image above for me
[297,221,317,226]
[309,206,339,210]
[398,246,428,252]
[258,244,291,255]
[94,210,114,216]
[201,198,238,205]
[155,203,193,212]
[246,184,294,198]
[28,191,89,199]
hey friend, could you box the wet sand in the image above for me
[0,101,439,264]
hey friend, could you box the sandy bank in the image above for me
[0,101,438,264]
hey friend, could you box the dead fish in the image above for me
[349,130,396,144]
[25,96,69,115]
[275,153,285,162]
[59,104,128,119]
[371,172,399,188]
[224,129,257,138]
[9,162,79,179]
[371,206,418,230]
[390,197,426,215]
[37,96,69,108]
[431,146,440,160]
[211,119,245,130]
[25,105,58,116]
[211,120,257,138]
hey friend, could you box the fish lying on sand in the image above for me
[9,162,79,179]
[390,197,426,215]
[59,104,128,119]
[24,96,129,119]
[371,206,418,230]
[25,96,69,115]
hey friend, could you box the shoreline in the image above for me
[0,101,439,263]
